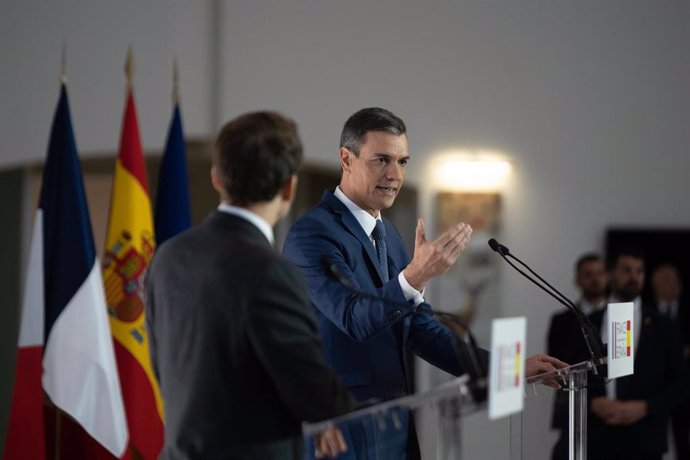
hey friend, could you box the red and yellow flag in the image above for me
[102,87,163,459]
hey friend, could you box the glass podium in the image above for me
[302,360,604,460]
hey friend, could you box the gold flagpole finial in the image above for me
[173,55,180,105]
[60,41,68,85]
[125,46,135,90]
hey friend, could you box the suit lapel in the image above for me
[322,191,388,284]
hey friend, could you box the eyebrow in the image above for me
[371,153,411,161]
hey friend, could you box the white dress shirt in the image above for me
[334,187,425,306]
[217,203,274,245]
[657,299,679,320]
[578,298,606,316]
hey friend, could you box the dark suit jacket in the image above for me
[586,304,688,459]
[146,211,356,460]
[283,190,481,458]
[547,308,596,432]
[654,299,690,356]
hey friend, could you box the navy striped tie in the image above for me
[372,219,389,282]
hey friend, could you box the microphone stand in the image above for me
[322,259,488,403]
[487,239,606,381]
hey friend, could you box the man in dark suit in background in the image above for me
[651,262,690,460]
[284,107,567,459]
[587,249,688,460]
[547,253,608,460]
[145,111,357,460]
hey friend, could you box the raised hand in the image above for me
[403,218,473,291]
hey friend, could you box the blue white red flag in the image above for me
[3,84,128,459]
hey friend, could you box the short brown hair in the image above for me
[214,111,303,206]
[339,107,406,157]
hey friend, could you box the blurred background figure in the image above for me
[651,263,690,460]
[547,253,608,460]
[587,249,688,460]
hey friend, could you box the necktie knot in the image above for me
[372,220,389,281]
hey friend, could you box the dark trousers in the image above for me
[670,402,690,460]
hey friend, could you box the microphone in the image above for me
[322,259,359,291]
[487,238,509,255]
[322,258,488,402]
[487,239,606,378]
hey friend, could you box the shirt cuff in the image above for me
[398,271,425,306]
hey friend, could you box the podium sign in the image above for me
[606,302,634,379]
[489,317,526,420]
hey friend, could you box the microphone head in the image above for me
[321,258,339,280]
[487,238,510,255]
[321,258,356,290]
[488,238,500,252]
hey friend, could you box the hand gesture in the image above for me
[404,219,472,290]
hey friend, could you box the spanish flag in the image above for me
[102,75,164,458]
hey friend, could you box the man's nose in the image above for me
[385,163,404,180]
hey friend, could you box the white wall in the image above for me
[0,0,214,168]
[3,1,690,459]
[217,2,690,458]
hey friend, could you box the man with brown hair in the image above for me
[146,111,357,459]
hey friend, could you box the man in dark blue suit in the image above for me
[284,107,565,458]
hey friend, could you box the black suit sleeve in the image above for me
[247,260,358,423]
[547,314,565,359]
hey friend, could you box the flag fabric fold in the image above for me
[154,103,191,246]
[3,84,128,460]
[102,88,164,460]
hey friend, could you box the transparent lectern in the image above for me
[524,359,605,460]
[302,374,481,459]
[302,359,606,460]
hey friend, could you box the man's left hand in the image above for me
[525,353,569,388]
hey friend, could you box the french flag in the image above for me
[3,84,128,459]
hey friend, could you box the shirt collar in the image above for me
[217,203,274,244]
[334,186,380,237]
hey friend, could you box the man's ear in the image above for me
[281,174,298,201]
[339,147,353,173]
[210,165,224,194]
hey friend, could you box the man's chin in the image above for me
[379,198,396,210]
[617,290,641,302]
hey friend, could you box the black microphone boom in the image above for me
[487,239,606,377]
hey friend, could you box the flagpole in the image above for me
[125,46,134,92]
[55,48,66,460]
[173,55,180,106]
[54,406,61,460]
[60,42,67,86]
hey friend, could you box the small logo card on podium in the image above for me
[606,302,634,379]
[489,317,526,420]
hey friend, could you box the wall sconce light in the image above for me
[432,155,512,192]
